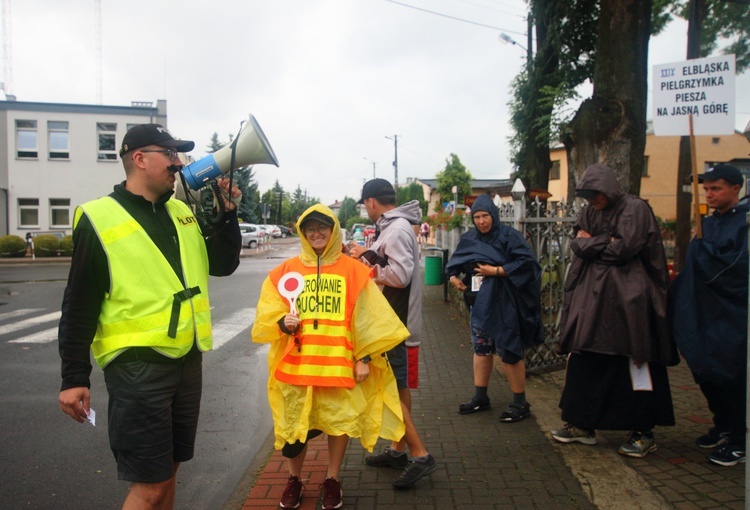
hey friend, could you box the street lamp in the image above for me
[499,32,526,52]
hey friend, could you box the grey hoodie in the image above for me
[360,200,423,347]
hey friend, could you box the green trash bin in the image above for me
[424,256,443,285]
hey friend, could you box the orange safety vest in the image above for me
[268,256,372,388]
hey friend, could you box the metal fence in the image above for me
[432,196,582,373]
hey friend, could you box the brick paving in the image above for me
[240,275,746,509]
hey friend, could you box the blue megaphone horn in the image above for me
[181,114,279,190]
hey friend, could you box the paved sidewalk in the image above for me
[240,278,745,510]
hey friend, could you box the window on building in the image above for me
[642,156,650,177]
[48,121,70,159]
[712,137,720,145]
[18,198,40,227]
[97,122,117,161]
[549,161,561,180]
[16,120,38,159]
[50,198,71,227]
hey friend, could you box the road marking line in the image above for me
[0,308,43,321]
[0,311,61,337]
[212,308,256,349]
[9,327,57,344]
[6,309,258,347]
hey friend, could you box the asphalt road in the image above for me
[0,240,299,510]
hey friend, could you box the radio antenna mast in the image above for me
[94,0,102,103]
[2,0,12,95]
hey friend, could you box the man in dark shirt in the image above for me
[58,124,241,509]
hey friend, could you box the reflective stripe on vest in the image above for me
[269,257,371,388]
[76,197,212,368]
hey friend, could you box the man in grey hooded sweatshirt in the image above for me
[349,178,437,489]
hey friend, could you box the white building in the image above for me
[0,98,168,237]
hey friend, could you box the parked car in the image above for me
[258,224,280,239]
[275,225,293,238]
[239,223,263,248]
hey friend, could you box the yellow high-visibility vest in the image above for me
[75,196,212,368]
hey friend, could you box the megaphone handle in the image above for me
[207,180,227,224]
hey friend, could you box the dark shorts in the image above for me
[103,349,203,483]
[470,330,522,364]
[388,342,419,389]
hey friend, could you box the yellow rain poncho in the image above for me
[252,204,407,451]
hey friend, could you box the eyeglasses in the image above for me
[305,226,331,236]
[139,148,180,162]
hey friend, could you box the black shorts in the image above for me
[103,349,203,483]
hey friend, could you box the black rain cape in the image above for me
[445,194,543,356]
[669,200,749,385]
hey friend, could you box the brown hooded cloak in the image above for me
[559,164,678,366]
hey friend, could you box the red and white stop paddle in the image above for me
[277,272,305,314]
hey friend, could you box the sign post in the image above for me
[653,54,736,239]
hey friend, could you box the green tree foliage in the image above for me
[508,0,748,193]
[670,0,750,71]
[435,154,472,212]
[396,182,428,216]
[260,182,320,226]
[337,197,359,226]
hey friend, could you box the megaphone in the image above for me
[181,114,279,190]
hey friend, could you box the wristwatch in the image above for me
[359,355,372,364]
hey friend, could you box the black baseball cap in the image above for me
[119,124,195,157]
[697,164,744,186]
[300,210,334,228]
[357,178,396,204]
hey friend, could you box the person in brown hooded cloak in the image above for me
[551,163,679,458]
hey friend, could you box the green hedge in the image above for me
[33,235,60,257]
[60,235,74,256]
[0,235,27,257]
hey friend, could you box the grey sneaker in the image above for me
[392,455,437,488]
[550,423,597,445]
[618,431,657,458]
[696,427,729,449]
[365,447,408,469]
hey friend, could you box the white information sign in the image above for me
[652,54,735,136]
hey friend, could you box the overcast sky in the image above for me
[6,0,750,205]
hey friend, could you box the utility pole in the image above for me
[385,135,400,189]
[363,157,376,179]
[674,0,704,271]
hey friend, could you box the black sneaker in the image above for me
[458,396,491,415]
[392,455,437,488]
[696,427,729,449]
[365,447,408,469]
[499,402,531,423]
[708,444,746,467]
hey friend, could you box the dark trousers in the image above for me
[697,374,747,447]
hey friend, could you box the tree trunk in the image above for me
[522,0,560,192]
[563,0,652,198]
[674,0,705,272]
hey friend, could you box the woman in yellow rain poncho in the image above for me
[252,204,407,509]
